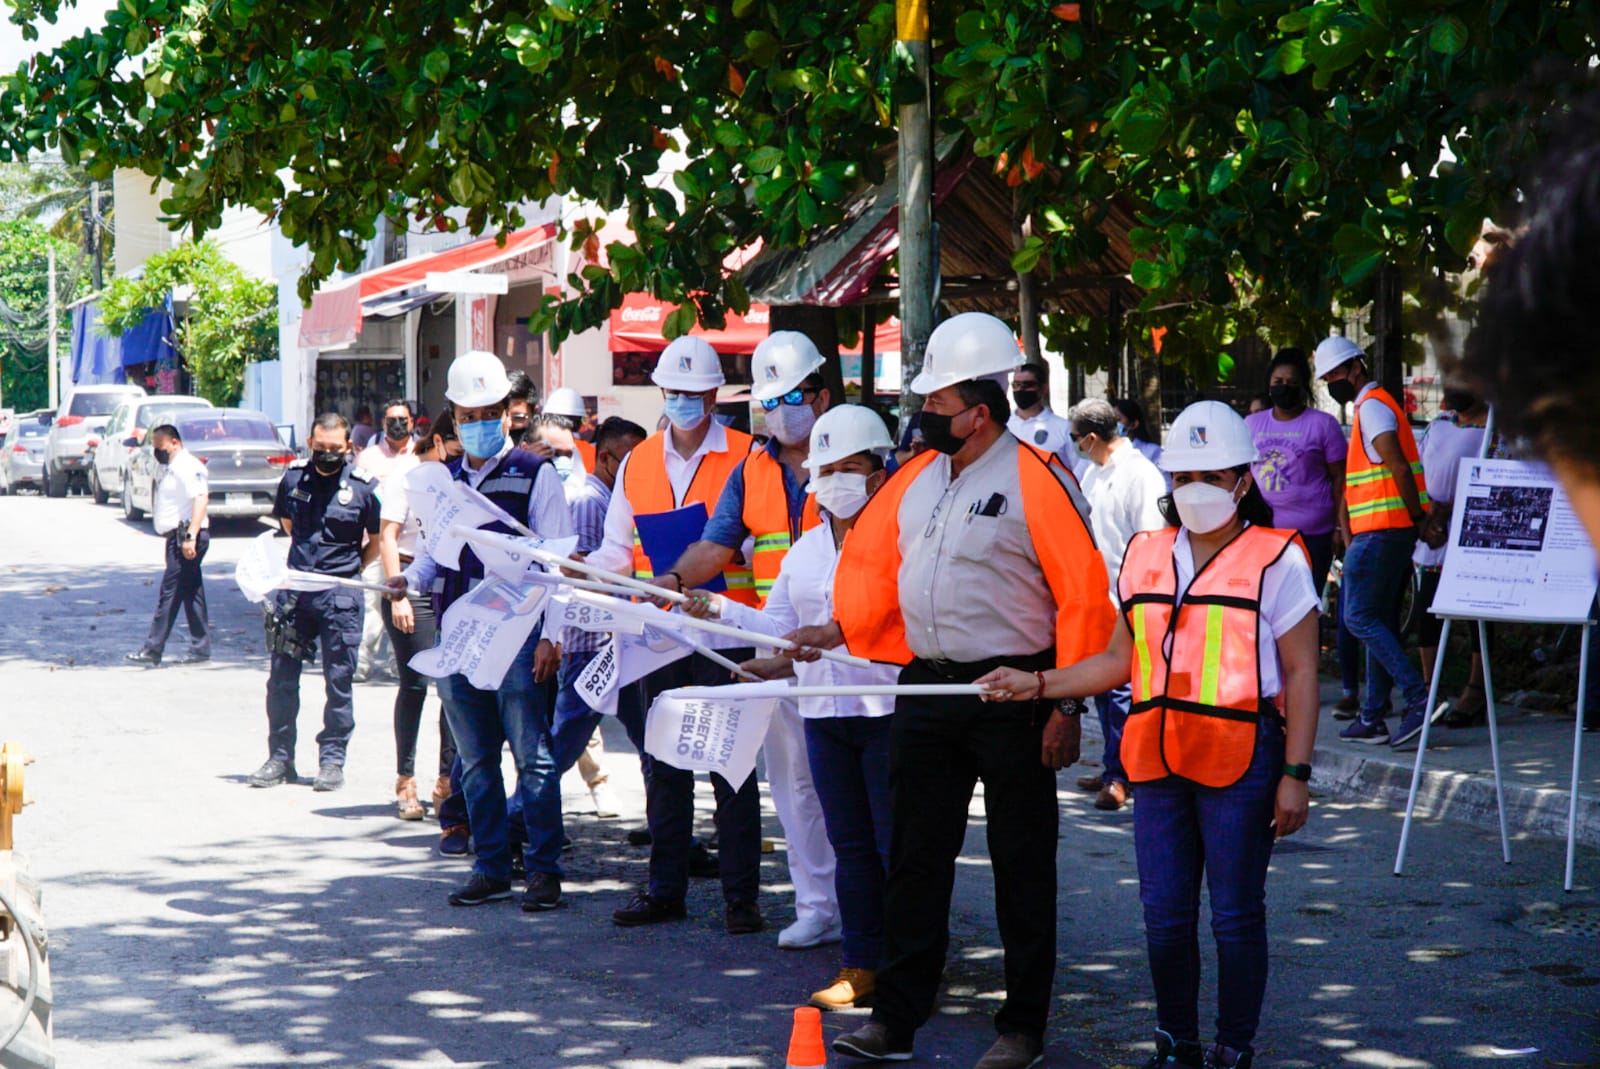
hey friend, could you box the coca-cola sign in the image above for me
[620,305,664,323]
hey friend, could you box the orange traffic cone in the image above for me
[786,1005,826,1068]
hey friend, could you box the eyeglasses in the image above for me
[759,387,819,412]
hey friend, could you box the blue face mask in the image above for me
[662,394,707,431]
[458,418,506,459]
[1115,421,1127,438]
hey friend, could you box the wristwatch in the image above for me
[1282,762,1312,782]
[1056,698,1085,717]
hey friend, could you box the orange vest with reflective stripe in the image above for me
[574,438,596,471]
[834,442,1114,667]
[622,429,758,605]
[741,449,822,606]
[1118,524,1305,788]
[1344,387,1428,534]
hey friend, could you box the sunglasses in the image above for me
[759,386,819,412]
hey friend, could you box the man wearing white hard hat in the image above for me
[528,386,597,495]
[386,350,576,912]
[1313,336,1433,749]
[785,312,1115,1069]
[657,329,841,951]
[684,404,900,1010]
[587,335,768,936]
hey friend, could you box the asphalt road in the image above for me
[1,491,1597,1068]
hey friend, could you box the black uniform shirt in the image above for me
[272,458,381,577]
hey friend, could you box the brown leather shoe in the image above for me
[396,776,425,821]
[811,967,875,1010]
[1094,780,1130,811]
[1075,773,1104,792]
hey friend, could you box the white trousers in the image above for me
[357,558,393,674]
[762,699,837,925]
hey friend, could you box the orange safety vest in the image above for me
[1344,387,1428,534]
[741,448,821,606]
[834,442,1113,667]
[574,438,596,472]
[1118,524,1306,788]
[622,429,758,605]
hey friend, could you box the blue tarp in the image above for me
[69,299,176,386]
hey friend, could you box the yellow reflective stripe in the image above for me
[725,571,755,590]
[1198,605,1225,706]
[1345,467,1391,485]
[753,533,792,551]
[1348,495,1408,516]
[1131,606,1154,700]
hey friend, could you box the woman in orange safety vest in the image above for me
[978,401,1321,1069]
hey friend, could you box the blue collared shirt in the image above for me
[701,436,809,548]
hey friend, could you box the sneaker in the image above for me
[439,825,470,856]
[124,648,161,666]
[1339,716,1390,744]
[589,781,621,818]
[510,851,527,881]
[312,763,345,792]
[833,1021,913,1062]
[974,1033,1044,1069]
[612,892,686,927]
[1389,703,1445,748]
[1204,1043,1252,1069]
[778,913,843,950]
[1142,1029,1204,1069]
[811,967,875,1010]
[521,872,562,912]
[247,758,296,788]
[725,899,765,934]
[447,872,513,906]
[1332,692,1360,720]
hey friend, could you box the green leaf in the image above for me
[1130,258,1165,290]
[1207,157,1236,195]
[1276,39,1306,74]
[731,0,757,15]
[745,146,784,174]
[546,0,578,23]
[1010,236,1045,274]
[662,302,697,340]
[422,49,450,84]
[1428,15,1468,54]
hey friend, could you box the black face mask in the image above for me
[1326,379,1358,406]
[919,407,973,456]
[1268,383,1302,410]
[1442,389,1476,413]
[154,447,173,466]
[1011,388,1041,411]
[312,451,346,476]
[385,417,411,441]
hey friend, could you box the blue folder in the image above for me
[634,503,724,592]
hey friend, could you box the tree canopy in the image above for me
[0,218,78,412]
[2,0,1595,378]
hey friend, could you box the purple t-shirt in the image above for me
[1245,407,1348,536]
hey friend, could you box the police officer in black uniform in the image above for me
[250,412,382,792]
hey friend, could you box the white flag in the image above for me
[571,620,701,716]
[560,590,649,635]
[410,576,548,690]
[405,465,501,567]
[645,686,778,787]
[460,527,580,583]
[235,530,347,602]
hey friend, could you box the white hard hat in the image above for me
[445,350,512,408]
[542,386,587,419]
[651,335,724,391]
[804,404,895,476]
[1312,335,1365,379]
[1159,401,1259,472]
[751,331,826,402]
[910,312,1024,395]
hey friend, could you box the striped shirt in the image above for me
[563,472,612,654]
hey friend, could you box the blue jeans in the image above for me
[552,650,609,773]
[1342,528,1425,719]
[1134,720,1285,1053]
[806,715,893,969]
[437,632,561,882]
[1095,685,1131,786]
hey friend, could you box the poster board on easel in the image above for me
[1396,453,1598,890]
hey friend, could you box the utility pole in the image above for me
[896,0,934,425]
[46,245,58,410]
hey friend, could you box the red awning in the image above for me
[299,222,558,350]
[609,291,901,356]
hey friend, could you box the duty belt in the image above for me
[912,649,1054,683]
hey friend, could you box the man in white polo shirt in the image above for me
[126,422,211,667]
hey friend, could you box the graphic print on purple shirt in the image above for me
[1244,407,1348,536]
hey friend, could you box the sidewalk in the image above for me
[1078,680,1599,849]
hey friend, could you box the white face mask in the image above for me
[811,472,871,519]
[765,402,817,446]
[1172,479,1243,534]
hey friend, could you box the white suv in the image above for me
[44,384,146,497]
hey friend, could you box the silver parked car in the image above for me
[0,413,51,494]
[122,408,298,525]
[88,394,212,505]
[44,383,146,497]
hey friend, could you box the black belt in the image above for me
[911,649,1055,683]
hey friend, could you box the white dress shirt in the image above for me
[153,450,209,536]
[588,421,747,575]
[1008,406,1074,464]
[378,453,424,559]
[716,520,899,718]
[1079,438,1170,593]
[357,435,413,481]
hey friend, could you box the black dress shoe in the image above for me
[248,758,296,788]
[448,872,513,906]
[522,872,562,912]
[312,763,344,792]
[625,827,653,846]
[724,899,765,935]
[612,892,686,927]
[688,841,720,878]
[124,648,161,666]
